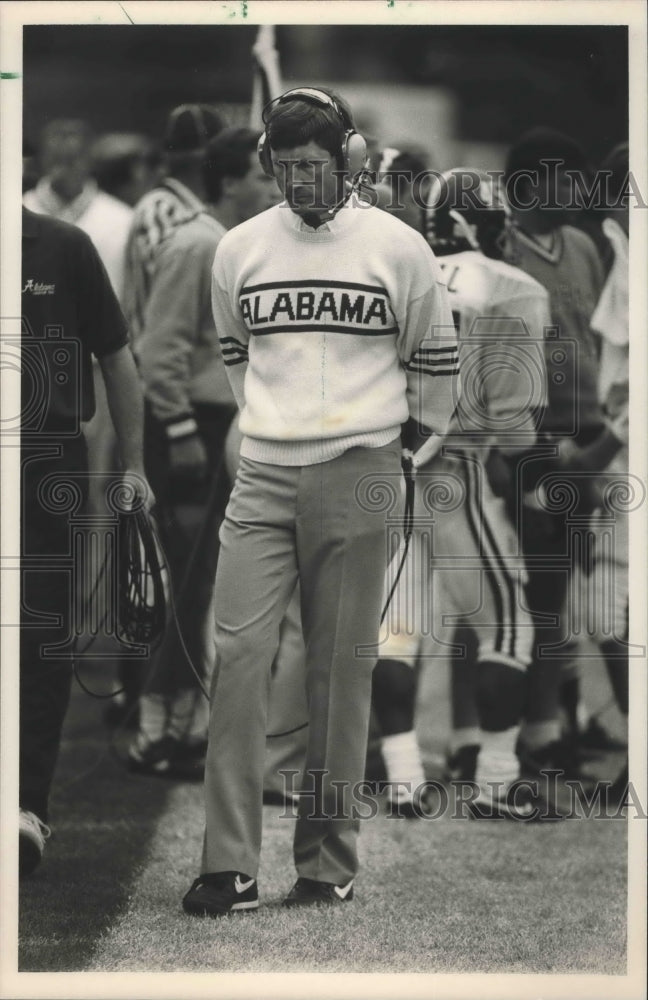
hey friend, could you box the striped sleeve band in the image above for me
[406,345,460,376]
[220,336,249,368]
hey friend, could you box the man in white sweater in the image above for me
[182,88,459,916]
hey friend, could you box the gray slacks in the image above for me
[202,440,402,883]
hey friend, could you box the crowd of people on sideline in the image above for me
[20,90,631,914]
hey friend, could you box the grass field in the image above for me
[17,652,631,978]
[83,787,627,975]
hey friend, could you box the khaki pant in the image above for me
[202,441,402,883]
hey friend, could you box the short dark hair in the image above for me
[378,147,431,190]
[265,88,353,165]
[505,126,589,182]
[203,127,261,202]
[164,103,224,154]
[91,134,161,196]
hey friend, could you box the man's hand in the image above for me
[169,435,209,482]
[122,468,156,511]
[401,448,416,487]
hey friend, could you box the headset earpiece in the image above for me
[258,131,273,177]
[343,131,368,178]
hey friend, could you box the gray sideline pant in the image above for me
[264,587,309,796]
[202,440,402,883]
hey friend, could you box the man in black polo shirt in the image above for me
[20,206,151,875]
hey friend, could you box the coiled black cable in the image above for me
[116,504,168,649]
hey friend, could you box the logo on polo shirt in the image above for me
[22,278,56,295]
[238,281,397,337]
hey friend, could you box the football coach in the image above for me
[183,87,460,916]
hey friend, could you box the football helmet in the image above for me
[425,167,509,259]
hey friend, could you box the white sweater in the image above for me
[211,198,460,466]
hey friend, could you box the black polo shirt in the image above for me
[21,207,128,435]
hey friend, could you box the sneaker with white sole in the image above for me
[182,871,259,917]
[19,809,51,875]
[127,734,178,776]
[386,784,438,819]
[128,734,206,780]
[283,876,354,907]
[468,781,563,822]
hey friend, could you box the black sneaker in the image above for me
[182,872,259,917]
[467,781,563,822]
[127,735,179,776]
[386,784,439,819]
[443,744,480,783]
[517,737,595,785]
[386,795,420,819]
[577,718,627,757]
[283,876,354,908]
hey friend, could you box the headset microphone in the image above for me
[324,168,370,220]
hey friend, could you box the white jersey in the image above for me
[380,250,550,671]
[438,250,549,455]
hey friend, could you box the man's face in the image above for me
[269,140,341,217]
[234,152,282,222]
[41,131,91,202]
[537,166,571,211]
[525,165,573,229]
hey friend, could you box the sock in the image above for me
[167,689,208,743]
[519,720,561,750]
[134,692,167,747]
[450,626,479,730]
[372,658,416,735]
[382,730,426,802]
[560,676,581,736]
[475,727,519,798]
[449,727,481,754]
[576,702,590,732]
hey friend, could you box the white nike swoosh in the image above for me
[334,881,353,899]
[234,875,255,894]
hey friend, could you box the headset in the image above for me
[257,87,368,184]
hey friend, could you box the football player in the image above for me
[373,167,551,819]
[373,144,434,232]
[503,129,618,781]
